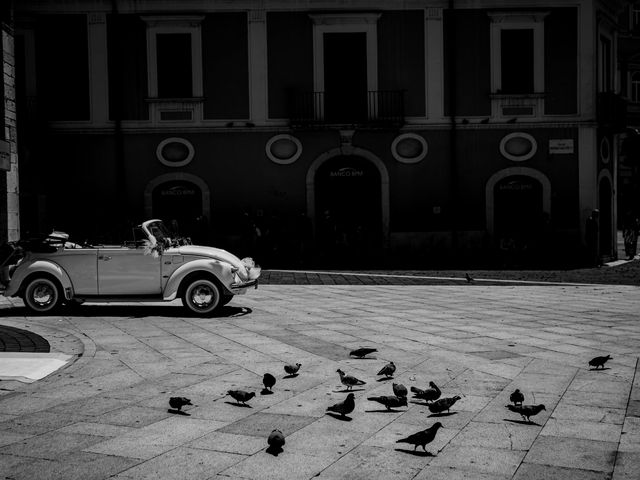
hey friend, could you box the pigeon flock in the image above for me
[167,350,613,457]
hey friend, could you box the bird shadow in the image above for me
[589,367,611,371]
[376,377,393,382]
[365,409,404,413]
[428,412,457,417]
[395,448,434,457]
[261,389,274,395]
[167,409,190,416]
[283,374,299,379]
[326,412,353,421]
[504,418,540,426]
[225,401,252,408]
[410,400,432,406]
[333,388,365,393]
[266,446,283,456]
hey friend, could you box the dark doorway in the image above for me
[152,180,202,238]
[323,32,367,123]
[494,175,543,262]
[599,177,612,257]
[315,156,381,265]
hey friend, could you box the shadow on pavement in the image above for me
[0,304,252,319]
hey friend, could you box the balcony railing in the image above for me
[290,90,405,128]
[597,91,627,132]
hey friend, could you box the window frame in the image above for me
[488,11,548,95]
[142,15,204,100]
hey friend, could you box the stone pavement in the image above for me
[0,276,639,479]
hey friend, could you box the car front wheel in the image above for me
[182,277,223,315]
[23,277,62,314]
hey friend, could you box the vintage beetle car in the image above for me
[0,219,260,315]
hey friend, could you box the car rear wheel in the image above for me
[23,277,62,314]
[182,277,223,315]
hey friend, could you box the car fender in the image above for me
[4,259,74,300]
[163,259,234,301]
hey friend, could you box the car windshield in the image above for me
[146,220,172,244]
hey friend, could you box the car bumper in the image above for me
[230,278,259,292]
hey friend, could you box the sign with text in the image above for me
[549,139,574,154]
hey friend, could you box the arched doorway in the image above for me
[314,155,382,263]
[599,176,613,258]
[151,180,202,238]
[493,175,544,260]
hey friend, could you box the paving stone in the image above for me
[0,430,33,447]
[450,421,540,451]
[612,451,640,479]
[112,447,245,479]
[0,431,105,460]
[514,462,611,479]
[217,412,316,438]
[56,422,136,437]
[413,465,510,480]
[316,445,428,480]
[92,405,172,427]
[541,418,622,443]
[427,445,525,477]
[619,417,640,452]
[551,402,626,424]
[221,449,331,480]
[0,410,89,435]
[186,431,266,455]
[524,435,617,473]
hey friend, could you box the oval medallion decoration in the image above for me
[266,134,302,165]
[156,137,195,168]
[499,132,537,162]
[391,133,428,164]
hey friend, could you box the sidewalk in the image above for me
[0,280,638,479]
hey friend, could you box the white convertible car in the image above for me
[0,219,260,315]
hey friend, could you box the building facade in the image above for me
[13,0,631,267]
[0,0,18,244]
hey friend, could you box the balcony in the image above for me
[289,90,405,129]
[597,92,627,132]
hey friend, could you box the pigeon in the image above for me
[367,395,408,411]
[392,383,408,398]
[168,397,192,411]
[350,347,377,358]
[589,355,612,369]
[377,362,396,378]
[510,389,524,406]
[263,373,276,391]
[411,382,441,403]
[396,422,443,452]
[227,390,255,405]
[465,273,474,283]
[428,395,461,414]
[337,369,366,390]
[284,363,302,376]
[506,404,546,423]
[327,393,356,417]
[267,429,285,451]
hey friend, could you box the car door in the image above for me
[97,245,162,295]
[54,248,99,295]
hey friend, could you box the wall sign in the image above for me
[549,139,574,154]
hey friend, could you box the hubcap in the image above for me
[33,283,55,307]
[191,284,213,308]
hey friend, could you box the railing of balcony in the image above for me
[290,90,405,128]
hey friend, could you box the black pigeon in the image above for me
[428,395,461,414]
[350,347,377,358]
[465,273,474,283]
[337,369,366,390]
[411,382,441,403]
[392,383,408,398]
[168,397,192,411]
[367,395,408,411]
[506,404,546,423]
[267,429,285,451]
[377,362,396,378]
[589,355,612,369]
[263,373,276,391]
[284,363,302,375]
[510,389,524,406]
[396,422,443,452]
[327,393,356,417]
[227,390,255,405]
